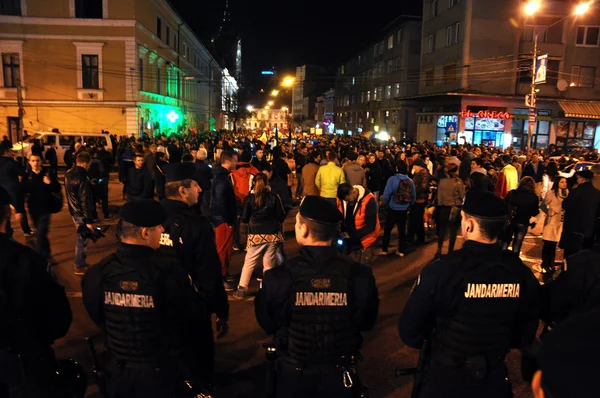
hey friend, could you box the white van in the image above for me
[12,132,113,165]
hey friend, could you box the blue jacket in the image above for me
[383,174,416,211]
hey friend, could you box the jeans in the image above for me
[407,202,426,244]
[502,223,528,254]
[238,242,279,289]
[72,216,88,268]
[215,223,233,277]
[382,208,408,252]
[31,212,51,259]
[436,206,459,254]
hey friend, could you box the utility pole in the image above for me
[16,77,25,165]
[525,30,538,151]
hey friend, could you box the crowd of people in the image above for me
[1,130,600,397]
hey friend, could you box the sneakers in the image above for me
[377,249,389,256]
[396,251,405,258]
[231,287,247,300]
[223,281,237,292]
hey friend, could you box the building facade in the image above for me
[0,0,236,142]
[291,64,331,126]
[334,15,423,139]
[417,0,600,150]
[244,107,288,132]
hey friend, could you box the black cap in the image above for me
[119,200,166,227]
[0,186,10,206]
[538,309,600,398]
[577,169,594,180]
[412,158,427,169]
[165,162,196,182]
[462,191,507,220]
[299,196,342,225]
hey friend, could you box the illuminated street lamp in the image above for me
[270,89,279,97]
[281,76,295,87]
[246,105,254,112]
[523,0,591,150]
[267,101,274,106]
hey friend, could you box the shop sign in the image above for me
[460,110,511,119]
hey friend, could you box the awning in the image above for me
[559,101,600,119]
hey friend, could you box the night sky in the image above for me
[170,0,422,92]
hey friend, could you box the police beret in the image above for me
[577,169,594,180]
[462,191,507,220]
[412,158,427,169]
[119,200,166,227]
[165,162,196,183]
[299,196,342,225]
[0,186,10,206]
[538,310,600,397]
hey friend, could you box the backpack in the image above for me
[393,177,414,204]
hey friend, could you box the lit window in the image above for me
[576,26,600,46]
[352,76,355,85]
[367,90,371,101]
[385,85,392,99]
[388,34,394,49]
[395,83,400,97]
[139,57,144,91]
[373,88,377,101]
[571,66,596,87]
[377,87,383,101]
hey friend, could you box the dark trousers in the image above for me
[295,173,303,197]
[564,236,594,259]
[276,359,362,398]
[19,211,32,235]
[92,184,109,219]
[407,202,426,244]
[541,240,558,270]
[31,212,51,259]
[437,206,459,253]
[502,223,528,253]
[382,208,407,252]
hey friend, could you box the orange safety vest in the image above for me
[336,192,380,249]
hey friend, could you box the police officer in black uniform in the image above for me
[255,196,380,398]
[158,163,229,385]
[81,200,210,397]
[398,190,540,398]
[0,186,72,397]
[541,247,600,326]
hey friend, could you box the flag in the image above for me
[360,131,373,138]
[259,132,268,145]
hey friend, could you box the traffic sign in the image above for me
[445,122,457,133]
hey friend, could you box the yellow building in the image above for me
[0,0,234,141]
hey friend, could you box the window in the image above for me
[524,25,548,42]
[75,0,102,18]
[0,0,21,15]
[395,57,401,71]
[81,55,99,89]
[358,55,362,64]
[157,66,161,94]
[454,22,460,43]
[428,34,435,53]
[166,26,170,46]
[139,57,144,91]
[378,62,384,77]
[157,17,162,39]
[425,68,435,86]
[443,64,457,83]
[446,25,453,46]
[183,42,188,58]
[373,88,377,101]
[395,83,400,97]
[387,60,393,74]
[2,53,19,88]
[518,62,532,83]
[373,45,378,57]
[173,33,178,50]
[576,26,600,46]
[379,41,384,55]
[571,66,596,88]
[352,76,355,86]
[367,90,371,101]
[340,65,345,75]
[397,29,403,44]
[377,87,383,101]
[388,34,394,49]
[385,85,392,99]
[360,92,365,103]
[448,0,459,7]
[430,0,438,18]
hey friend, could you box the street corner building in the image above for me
[0,0,240,141]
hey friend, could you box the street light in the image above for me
[281,76,295,87]
[523,0,591,150]
[270,89,279,97]
[246,105,254,112]
[267,101,274,107]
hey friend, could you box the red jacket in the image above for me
[231,163,259,206]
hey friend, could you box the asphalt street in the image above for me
[10,173,549,398]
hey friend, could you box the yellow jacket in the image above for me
[315,162,346,199]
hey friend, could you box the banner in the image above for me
[535,54,548,84]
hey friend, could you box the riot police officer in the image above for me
[0,186,72,397]
[255,196,380,398]
[158,163,229,385]
[398,190,540,398]
[81,200,210,397]
[541,247,600,326]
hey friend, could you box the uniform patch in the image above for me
[104,292,155,308]
[119,281,139,292]
[295,292,348,306]
[159,233,173,247]
[464,283,520,298]
[311,279,331,289]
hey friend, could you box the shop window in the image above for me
[571,66,596,88]
[556,120,597,148]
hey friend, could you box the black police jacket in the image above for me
[255,246,379,363]
[81,243,209,365]
[541,248,600,325]
[64,166,94,223]
[159,199,229,321]
[399,241,540,355]
[0,233,72,351]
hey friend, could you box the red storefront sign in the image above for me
[460,110,511,119]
